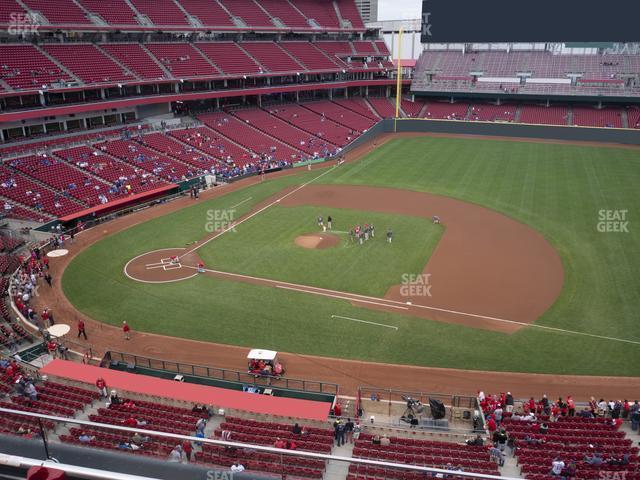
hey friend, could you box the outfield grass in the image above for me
[197,205,443,296]
[63,137,640,376]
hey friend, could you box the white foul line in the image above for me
[179,165,338,260]
[331,315,398,330]
[275,285,409,310]
[230,197,253,209]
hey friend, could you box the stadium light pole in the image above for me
[394,26,404,133]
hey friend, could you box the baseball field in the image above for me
[61,135,640,377]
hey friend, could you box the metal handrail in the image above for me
[0,407,521,480]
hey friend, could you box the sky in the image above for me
[377,0,422,21]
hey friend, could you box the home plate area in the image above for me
[124,248,203,283]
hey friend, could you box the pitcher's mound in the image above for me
[295,233,340,249]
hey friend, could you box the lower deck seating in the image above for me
[518,105,569,125]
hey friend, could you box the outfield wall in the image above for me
[391,119,640,145]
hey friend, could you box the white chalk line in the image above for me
[276,285,409,310]
[331,315,398,330]
[230,197,253,209]
[179,166,338,260]
[123,248,198,284]
[181,264,639,345]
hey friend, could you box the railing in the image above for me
[103,350,339,395]
[0,407,521,480]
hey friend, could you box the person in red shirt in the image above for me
[333,402,342,417]
[124,417,138,428]
[181,440,193,461]
[122,321,131,340]
[274,438,286,449]
[95,377,108,398]
[77,320,87,340]
[487,416,497,434]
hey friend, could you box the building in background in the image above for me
[355,0,378,23]
[366,18,423,60]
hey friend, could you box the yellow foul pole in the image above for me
[394,26,404,133]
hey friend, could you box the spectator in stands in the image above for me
[292,423,302,435]
[95,377,107,399]
[630,401,640,431]
[274,438,286,449]
[195,417,207,435]
[167,445,182,462]
[380,435,390,447]
[78,432,94,443]
[345,418,354,443]
[181,440,193,462]
[109,390,122,406]
[486,415,497,434]
[550,458,565,476]
[466,434,484,447]
[567,396,576,417]
[489,446,504,466]
[505,392,514,413]
[230,463,245,472]
[286,440,297,450]
[584,453,603,466]
[372,434,381,445]
[562,460,577,480]
[538,422,549,434]
[493,406,503,425]
[24,381,37,401]
[493,428,508,451]
[131,432,149,445]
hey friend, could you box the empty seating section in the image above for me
[199,112,302,161]
[99,139,192,182]
[0,45,71,91]
[503,416,639,479]
[79,0,138,25]
[0,165,83,216]
[146,43,217,78]
[55,145,166,193]
[375,41,390,56]
[281,42,338,71]
[400,98,425,117]
[196,42,261,76]
[269,104,350,147]
[232,108,329,155]
[572,106,623,128]
[168,127,252,167]
[519,105,569,125]
[42,44,131,84]
[221,0,273,28]
[128,0,190,26]
[353,434,499,476]
[352,41,377,55]
[240,42,303,73]
[469,103,517,122]
[293,0,340,29]
[332,98,379,120]
[10,154,114,206]
[0,1,26,25]
[367,97,397,118]
[316,41,354,62]
[140,132,219,172]
[0,202,50,223]
[628,107,640,128]
[304,101,376,132]
[101,44,168,80]
[336,0,365,29]
[178,0,234,27]
[21,0,89,25]
[258,0,310,29]
[424,102,470,120]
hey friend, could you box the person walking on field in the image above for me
[122,321,131,340]
[77,319,87,340]
[327,215,333,230]
[386,228,393,244]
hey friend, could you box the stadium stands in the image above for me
[269,104,353,147]
[293,0,341,29]
[333,98,380,120]
[281,42,340,71]
[42,44,132,85]
[367,97,397,118]
[571,106,624,128]
[259,0,310,29]
[303,101,376,132]
[21,0,89,25]
[519,105,569,126]
[0,44,72,91]
[100,44,169,81]
[145,43,218,78]
[240,42,304,74]
[468,103,518,122]
[128,0,190,27]
[78,0,138,26]
[178,0,234,28]
[220,0,274,29]
[195,42,262,76]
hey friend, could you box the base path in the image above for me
[35,132,640,399]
